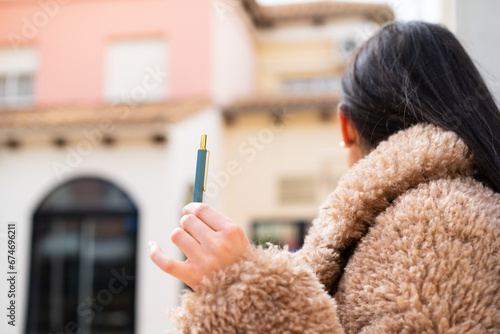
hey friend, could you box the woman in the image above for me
[149,21,500,333]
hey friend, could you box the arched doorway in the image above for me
[27,178,138,334]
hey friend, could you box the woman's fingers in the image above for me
[180,214,216,244]
[148,241,192,283]
[171,227,204,261]
[148,205,252,290]
[182,202,232,231]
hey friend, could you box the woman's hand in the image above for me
[148,202,251,291]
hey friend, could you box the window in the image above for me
[281,77,340,94]
[278,176,317,204]
[252,219,311,252]
[105,38,168,104]
[0,46,37,109]
[28,178,138,334]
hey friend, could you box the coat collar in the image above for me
[297,123,475,293]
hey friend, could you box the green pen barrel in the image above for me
[193,149,208,202]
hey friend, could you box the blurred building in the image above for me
[220,0,393,250]
[0,1,232,333]
[0,0,402,333]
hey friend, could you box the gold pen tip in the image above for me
[200,134,207,150]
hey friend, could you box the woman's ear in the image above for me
[338,110,358,147]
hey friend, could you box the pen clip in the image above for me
[203,150,210,191]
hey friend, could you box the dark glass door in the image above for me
[27,178,138,334]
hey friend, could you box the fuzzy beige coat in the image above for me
[170,124,500,333]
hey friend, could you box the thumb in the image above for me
[148,241,193,284]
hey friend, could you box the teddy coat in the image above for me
[170,124,500,333]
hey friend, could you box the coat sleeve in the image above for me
[168,245,345,334]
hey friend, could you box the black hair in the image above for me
[341,21,500,192]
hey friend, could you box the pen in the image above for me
[193,134,209,202]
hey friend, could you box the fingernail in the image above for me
[148,241,155,250]
[186,202,201,209]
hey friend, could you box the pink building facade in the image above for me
[0,0,212,105]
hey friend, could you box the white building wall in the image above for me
[0,107,223,333]
[210,0,256,105]
[454,0,500,99]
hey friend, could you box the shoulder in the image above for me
[378,176,500,242]
[336,177,500,332]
